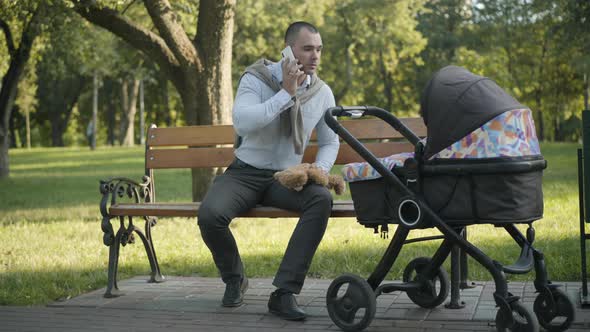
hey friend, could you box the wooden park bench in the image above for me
[98,109,427,298]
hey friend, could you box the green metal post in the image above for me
[584,111,590,223]
[582,110,590,307]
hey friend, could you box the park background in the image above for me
[0,0,588,306]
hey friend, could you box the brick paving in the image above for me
[1,276,589,331]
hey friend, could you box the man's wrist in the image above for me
[275,89,294,108]
[283,87,295,97]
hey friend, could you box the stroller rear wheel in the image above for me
[326,273,376,332]
[533,288,575,332]
[495,300,539,332]
[402,257,450,308]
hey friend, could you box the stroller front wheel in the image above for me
[326,273,376,332]
[533,287,575,332]
[402,257,450,308]
[496,300,540,332]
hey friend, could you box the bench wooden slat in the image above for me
[148,125,236,146]
[146,118,426,147]
[341,117,426,141]
[146,142,416,169]
[110,200,357,218]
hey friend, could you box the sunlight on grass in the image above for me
[0,142,586,305]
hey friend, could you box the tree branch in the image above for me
[72,0,181,76]
[122,0,140,15]
[0,17,16,57]
[143,0,201,72]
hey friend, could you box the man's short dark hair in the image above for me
[284,21,319,45]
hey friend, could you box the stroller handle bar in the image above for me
[326,106,421,145]
[324,106,415,197]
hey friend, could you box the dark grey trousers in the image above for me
[197,158,332,294]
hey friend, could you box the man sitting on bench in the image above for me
[197,21,339,321]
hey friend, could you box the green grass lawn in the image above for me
[0,143,585,305]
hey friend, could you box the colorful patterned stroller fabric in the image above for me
[433,108,540,159]
[342,108,540,183]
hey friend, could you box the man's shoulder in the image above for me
[316,81,335,100]
[319,81,334,94]
[240,72,274,90]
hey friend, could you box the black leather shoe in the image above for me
[268,289,306,321]
[222,276,248,307]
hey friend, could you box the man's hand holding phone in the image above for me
[281,46,304,97]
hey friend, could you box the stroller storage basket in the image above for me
[350,156,545,226]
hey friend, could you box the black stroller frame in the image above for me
[324,106,575,332]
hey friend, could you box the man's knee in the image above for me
[305,185,333,211]
[197,202,230,230]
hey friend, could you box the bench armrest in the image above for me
[99,176,153,245]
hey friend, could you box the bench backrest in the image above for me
[145,118,427,169]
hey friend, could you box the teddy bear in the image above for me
[273,163,346,195]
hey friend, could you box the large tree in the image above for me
[557,0,590,110]
[415,0,471,93]
[0,1,46,178]
[35,13,89,147]
[322,0,427,112]
[72,0,236,200]
[467,0,586,141]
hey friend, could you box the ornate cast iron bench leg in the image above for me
[135,216,164,283]
[104,224,125,298]
[100,177,158,296]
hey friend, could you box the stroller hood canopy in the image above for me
[420,65,524,159]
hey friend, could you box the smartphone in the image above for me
[281,45,296,62]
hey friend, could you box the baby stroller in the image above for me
[323,66,575,332]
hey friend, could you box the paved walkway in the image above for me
[1,276,589,331]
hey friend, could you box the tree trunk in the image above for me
[0,133,8,178]
[537,110,545,141]
[188,0,235,201]
[120,78,140,146]
[553,116,560,142]
[162,78,171,126]
[48,75,85,147]
[91,72,98,150]
[139,79,145,145]
[73,0,236,199]
[0,8,41,177]
[24,107,30,148]
[334,44,353,105]
[533,33,548,142]
[0,59,24,177]
[51,124,64,147]
[118,79,128,145]
[585,72,589,111]
[533,80,545,141]
[107,102,116,146]
[8,107,18,148]
[102,79,117,146]
[378,51,394,112]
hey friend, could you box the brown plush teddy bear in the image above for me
[273,163,346,195]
